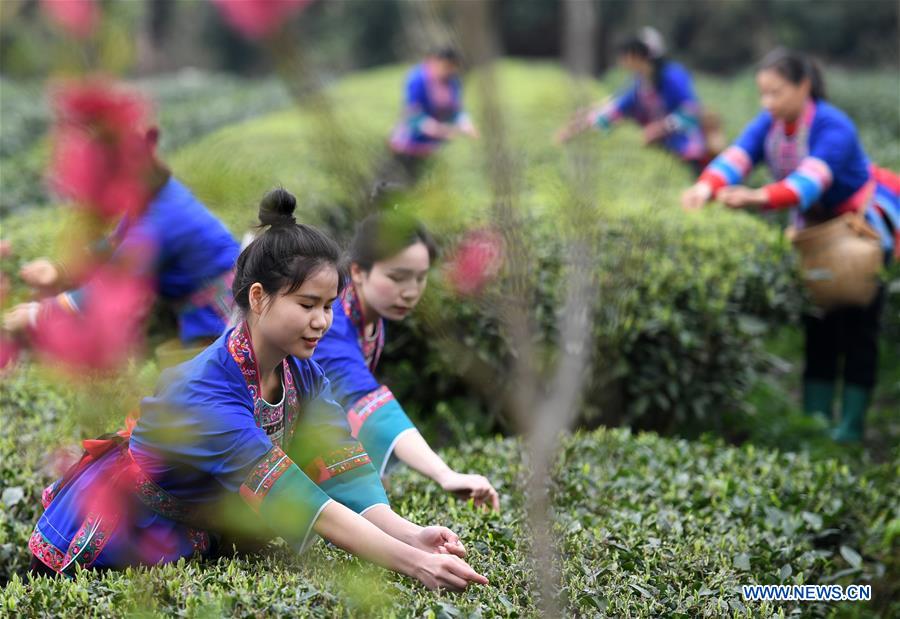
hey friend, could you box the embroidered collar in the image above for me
[766,99,817,181]
[340,285,385,372]
[227,322,300,445]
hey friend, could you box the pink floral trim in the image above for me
[239,445,293,512]
[346,385,395,438]
[303,444,371,484]
[29,526,65,572]
[340,287,384,372]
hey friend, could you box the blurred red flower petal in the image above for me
[32,266,155,371]
[0,336,21,371]
[445,229,505,296]
[41,0,99,39]
[212,0,313,40]
[48,80,156,220]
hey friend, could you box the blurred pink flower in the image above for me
[212,0,313,40]
[445,229,505,296]
[0,336,20,371]
[49,80,156,220]
[32,266,154,371]
[40,0,99,39]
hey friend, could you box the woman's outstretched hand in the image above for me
[554,106,598,145]
[20,258,60,292]
[681,181,713,211]
[717,185,767,209]
[414,553,489,591]
[414,525,467,557]
[438,470,501,512]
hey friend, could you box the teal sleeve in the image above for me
[239,445,332,552]
[319,465,389,514]
[351,388,417,476]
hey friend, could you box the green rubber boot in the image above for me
[831,384,870,443]
[803,379,835,421]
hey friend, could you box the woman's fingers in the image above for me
[438,572,470,591]
[448,556,489,586]
[488,487,501,512]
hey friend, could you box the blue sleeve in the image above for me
[313,309,415,475]
[40,216,160,320]
[662,64,697,108]
[593,84,637,130]
[287,359,389,512]
[405,69,429,109]
[661,65,701,131]
[403,68,432,133]
[777,117,855,210]
[137,358,284,492]
[701,111,771,187]
[733,111,771,165]
[134,355,331,550]
[313,306,382,407]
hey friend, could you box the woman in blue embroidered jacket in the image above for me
[373,48,478,198]
[314,213,501,511]
[384,47,478,183]
[28,189,488,591]
[556,32,715,172]
[682,49,899,442]
[4,126,239,344]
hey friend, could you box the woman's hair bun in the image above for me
[258,187,297,227]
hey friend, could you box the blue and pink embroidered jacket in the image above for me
[593,61,706,162]
[29,323,387,575]
[313,287,416,476]
[389,62,469,157]
[46,176,240,342]
[699,99,900,257]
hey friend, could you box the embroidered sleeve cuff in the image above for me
[317,464,389,514]
[350,390,416,476]
[239,445,332,552]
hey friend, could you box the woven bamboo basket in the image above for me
[788,212,883,310]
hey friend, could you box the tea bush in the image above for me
[1,367,897,616]
[0,71,290,216]
[1,60,898,616]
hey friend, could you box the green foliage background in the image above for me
[1,61,898,616]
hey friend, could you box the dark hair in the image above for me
[232,188,346,313]
[758,48,827,100]
[349,212,439,272]
[617,36,666,88]
[617,37,652,60]
[430,46,461,65]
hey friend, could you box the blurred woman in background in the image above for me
[557,28,721,173]
[682,49,899,442]
[379,47,478,191]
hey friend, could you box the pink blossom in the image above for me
[212,0,313,40]
[40,0,99,39]
[0,336,20,371]
[32,266,155,372]
[48,80,157,221]
[445,229,505,296]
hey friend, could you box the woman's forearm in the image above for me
[362,504,422,546]
[313,501,423,577]
[391,430,453,485]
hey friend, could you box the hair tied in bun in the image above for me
[258,187,297,228]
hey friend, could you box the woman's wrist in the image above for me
[433,466,456,488]
[395,545,430,580]
[363,504,423,546]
